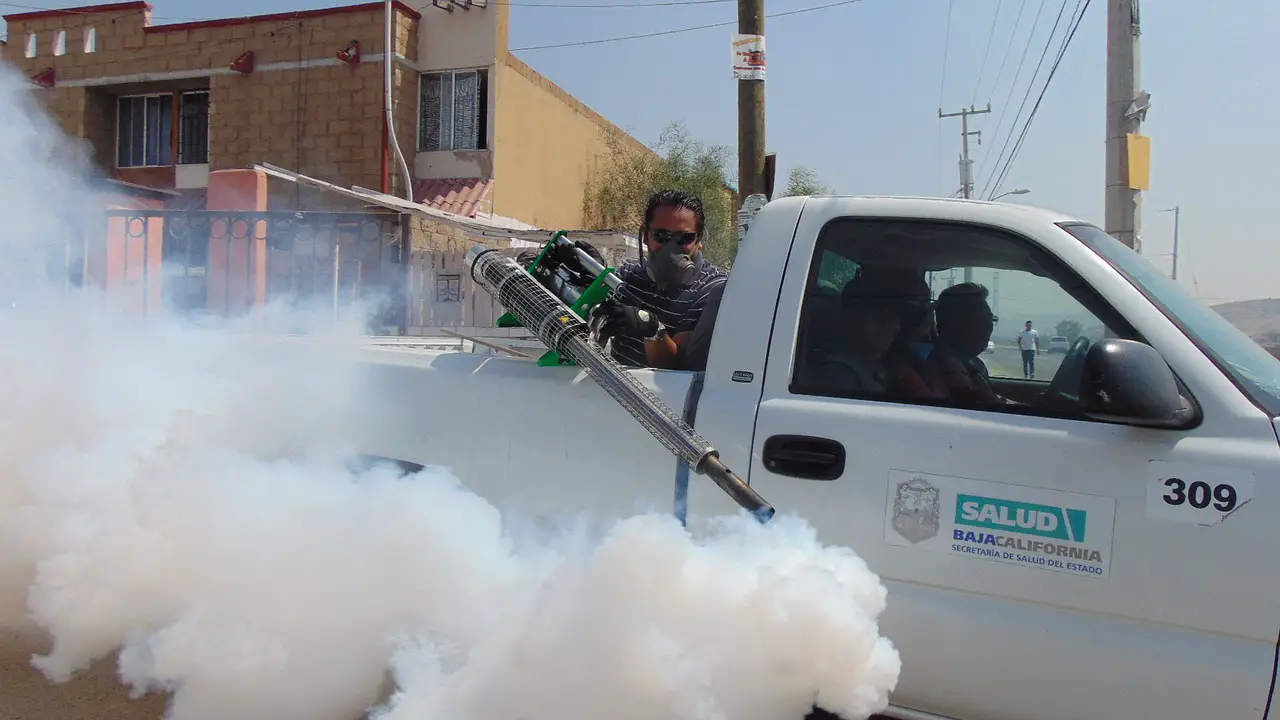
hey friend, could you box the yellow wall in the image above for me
[491,53,653,230]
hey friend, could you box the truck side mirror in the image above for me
[1080,339,1195,428]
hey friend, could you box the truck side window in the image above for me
[791,218,1144,419]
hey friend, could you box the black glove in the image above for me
[549,239,604,274]
[589,300,660,347]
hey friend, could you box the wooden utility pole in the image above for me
[736,0,766,205]
[1105,0,1148,251]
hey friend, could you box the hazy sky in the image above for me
[3,0,1277,303]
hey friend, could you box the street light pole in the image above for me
[993,188,1031,201]
[1160,205,1180,280]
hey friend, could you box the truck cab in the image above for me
[351,193,1280,720]
[693,195,1280,720]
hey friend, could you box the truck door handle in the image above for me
[762,435,845,481]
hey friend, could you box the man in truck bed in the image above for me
[592,189,728,370]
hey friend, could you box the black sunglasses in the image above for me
[649,228,699,246]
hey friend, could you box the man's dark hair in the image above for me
[642,189,706,239]
[936,282,990,332]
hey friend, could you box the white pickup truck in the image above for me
[344,195,1280,720]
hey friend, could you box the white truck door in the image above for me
[745,201,1279,720]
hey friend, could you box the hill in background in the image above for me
[1214,298,1280,353]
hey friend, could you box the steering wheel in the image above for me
[1042,336,1092,410]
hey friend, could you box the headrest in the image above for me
[842,267,930,306]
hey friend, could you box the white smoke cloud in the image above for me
[0,61,900,720]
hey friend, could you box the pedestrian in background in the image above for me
[1017,320,1040,379]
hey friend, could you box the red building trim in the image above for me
[3,1,150,21]
[144,1,420,33]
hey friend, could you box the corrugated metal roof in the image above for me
[412,177,494,218]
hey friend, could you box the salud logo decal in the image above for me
[955,494,1088,543]
[891,476,941,544]
[882,470,1117,579]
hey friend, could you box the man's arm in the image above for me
[676,279,725,372]
[594,261,667,367]
[643,332,683,369]
[643,282,721,370]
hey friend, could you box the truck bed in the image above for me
[342,345,751,523]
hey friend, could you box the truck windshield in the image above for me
[1061,222,1280,417]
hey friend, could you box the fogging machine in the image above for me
[467,234,775,524]
[495,230,620,368]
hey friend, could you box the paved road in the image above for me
[0,628,169,720]
[0,626,387,720]
[983,345,1066,381]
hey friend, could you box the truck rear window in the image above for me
[815,249,859,293]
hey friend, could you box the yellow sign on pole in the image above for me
[1127,133,1151,191]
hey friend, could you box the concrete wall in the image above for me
[407,0,657,232]
[4,0,655,232]
[3,1,421,209]
[410,1,506,182]
[415,0,503,72]
[490,53,653,231]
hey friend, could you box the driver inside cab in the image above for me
[928,282,1011,405]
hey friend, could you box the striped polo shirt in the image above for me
[608,254,728,367]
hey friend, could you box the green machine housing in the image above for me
[496,231,619,367]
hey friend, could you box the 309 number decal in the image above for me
[1161,477,1237,512]
[1146,462,1256,525]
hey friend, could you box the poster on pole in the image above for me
[737,193,768,241]
[732,34,766,80]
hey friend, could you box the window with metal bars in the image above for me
[116,91,210,168]
[178,91,210,165]
[418,69,488,152]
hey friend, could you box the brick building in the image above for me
[1,0,650,232]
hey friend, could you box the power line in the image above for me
[970,0,1002,106]
[978,0,1071,197]
[975,0,1049,173]
[510,0,863,51]
[986,0,1091,198]
[937,0,953,108]
[984,0,1080,197]
[982,0,1027,106]
[935,0,954,197]
[987,0,1090,197]
[495,0,735,6]
[971,0,1048,194]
